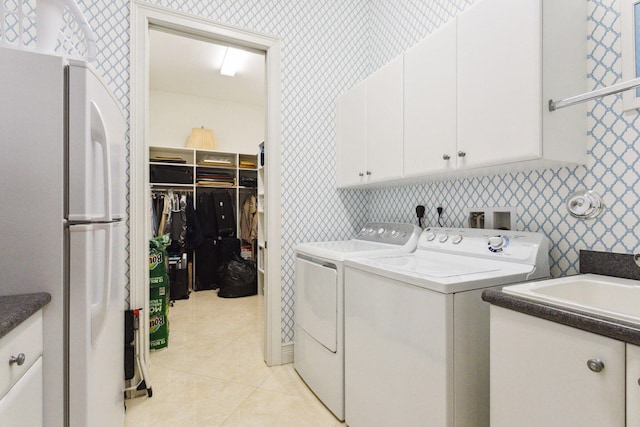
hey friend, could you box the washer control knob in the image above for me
[367,227,375,235]
[390,230,400,238]
[452,235,463,245]
[377,227,385,235]
[488,236,505,250]
[425,231,436,241]
[439,234,449,243]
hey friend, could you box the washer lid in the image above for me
[373,255,501,278]
[345,252,538,294]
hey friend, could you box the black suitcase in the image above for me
[168,253,190,300]
[212,191,236,237]
[195,238,220,290]
[150,165,193,184]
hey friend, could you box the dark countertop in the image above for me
[483,249,640,346]
[0,293,51,339]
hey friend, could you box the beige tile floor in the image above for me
[124,290,345,426]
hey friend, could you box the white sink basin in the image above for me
[502,273,640,324]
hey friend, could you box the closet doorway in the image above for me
[130,2,283,381]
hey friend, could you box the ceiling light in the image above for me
[220,47,243,77]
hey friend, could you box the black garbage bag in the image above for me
[218,254,257,298]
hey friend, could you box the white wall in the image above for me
[149,90,264,154]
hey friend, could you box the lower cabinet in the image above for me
[628,344,640,427]
[0,357,43,426]
[490,307,626,427]
[0,310,44,426]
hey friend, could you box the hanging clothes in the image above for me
[168,193,188,253]
[240,193,258,242]
[185,194,204,251]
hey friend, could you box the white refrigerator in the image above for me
[0,47,126,426]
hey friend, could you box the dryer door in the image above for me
[295,257,338,352]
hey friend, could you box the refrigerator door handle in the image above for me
[90,101,112,222]
[91,224,112,344]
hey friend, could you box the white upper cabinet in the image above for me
[404,19,457,177]
[366,55,404,184]
[336,56,403,188]
[335,0,587,188]
[335,81,367,188]
[457,0,587,170]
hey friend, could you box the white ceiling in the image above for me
[149,29,265,106]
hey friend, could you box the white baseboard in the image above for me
[281,341,294,364]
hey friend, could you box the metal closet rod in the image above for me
[549,77,640,111]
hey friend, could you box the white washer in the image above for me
[344,227,551,427]
[294,222,422,421]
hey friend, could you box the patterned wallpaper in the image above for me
[24,0,638,345]
[79,0,370,344]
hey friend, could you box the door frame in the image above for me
[130,1,283,369]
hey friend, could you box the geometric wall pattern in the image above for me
[50,0,639,344]
[79,0,370,344]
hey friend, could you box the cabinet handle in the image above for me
[586,358,604,373]
[366,171,372,175]
[358,172,364,177]
[442,154,450,160]
[9,353,25,366]
[457,151,466,158]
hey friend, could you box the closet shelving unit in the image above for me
[149,145,259,287]
[149,145,258,232]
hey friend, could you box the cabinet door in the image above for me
[335,81,367,188]
[366,55,403,183]
[0,357,43,427]
[628,344,640,427]
[490,307,625,427]
[404,20,457,177]
[457,0,542,169]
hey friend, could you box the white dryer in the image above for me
[343,227,551,427]
[294,222,422,421]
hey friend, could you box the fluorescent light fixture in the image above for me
[220,47,243,77]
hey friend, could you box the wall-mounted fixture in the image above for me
[549,77,640,111]
[566,190,604,220]
[550,0,640,112]
[621,0,640,110]
[186,126,217,149]
[467,206,516,230]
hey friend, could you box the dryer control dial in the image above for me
[425,231,436,241]
[452,235,463,245]
[377,227,386,235]
[439,234,449,243]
